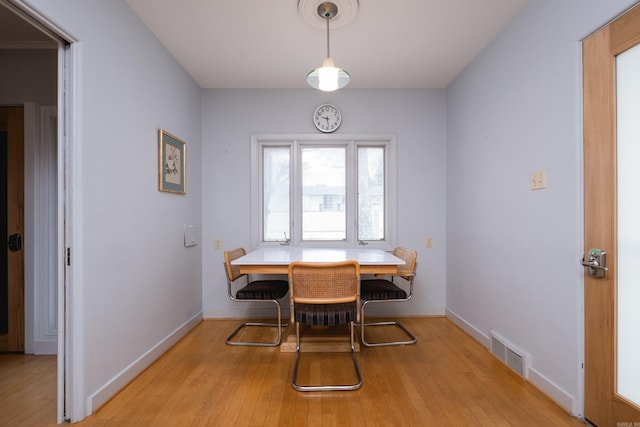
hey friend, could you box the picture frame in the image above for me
[158,129,186,194]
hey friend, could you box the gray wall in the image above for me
[446,0,638,416]
[24,0,203,420]
[201,88,447,319]
[16,0,640,421]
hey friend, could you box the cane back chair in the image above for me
[359,247,418,347]
[224,247,289,346]
[288,260,362,391]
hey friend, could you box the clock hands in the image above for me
[313,104,340,132]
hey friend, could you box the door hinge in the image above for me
[66,247,71,266]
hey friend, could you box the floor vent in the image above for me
[490,331,529,378]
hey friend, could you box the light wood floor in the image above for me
[0,353,57,426]
[1,317,586,426]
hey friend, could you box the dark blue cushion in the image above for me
[295,302,357,326]
[361,279,407,301]
[236,280,288,300]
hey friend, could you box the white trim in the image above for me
[3,0,77,42]
[574,38,586,420]
[23,103,58,355]
[62,40,83,423]
[34,338,57,354]
[86,313,203,415]
[36,106,58,349]
[445,308,579,416]
[23,103,36,355]
[528,366,579,416]
[445,308,491,348]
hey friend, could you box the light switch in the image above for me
[184,224,197,247]
[531,170,547,190]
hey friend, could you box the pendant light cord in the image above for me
[325,14,331,58]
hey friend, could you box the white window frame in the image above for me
[251,134,397,250]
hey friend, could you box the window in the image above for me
[252,134,396,249]
[302,146,346,240]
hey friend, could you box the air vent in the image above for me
[490,331,529,378]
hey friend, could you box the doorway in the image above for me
[0,106,24,353]
[0,0,74,423]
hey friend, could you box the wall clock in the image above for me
[313,104,342,133]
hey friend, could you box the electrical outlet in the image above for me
[214,238,222,249]
[531,170,547,190]
[425,237,432,248]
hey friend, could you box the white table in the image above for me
[231,247,405,275]
[231,246,405,352]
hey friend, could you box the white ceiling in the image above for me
[0,0,528,89]
[126,0,528,89]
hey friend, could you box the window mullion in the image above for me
[291,140,301,245]
[346,140,357,246]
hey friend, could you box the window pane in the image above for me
[302,147,346,240]
[616,43,640,406]
[358,146,384,240]
[263,147,290,241]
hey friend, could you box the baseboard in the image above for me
[363,306,446,317]
[34,339,57,355]
[445,308,578,416]
[445,308,491,348]
[203,307,281,319]
[87,311,203,414]
[527,366,578,415]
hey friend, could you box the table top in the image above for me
[231,247,405,267]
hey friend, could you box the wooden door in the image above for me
[0,106,25,352]
[583,4,640,426]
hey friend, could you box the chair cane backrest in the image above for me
[224,247,247,283]
[393,247,417,282]
[288,261,360,321]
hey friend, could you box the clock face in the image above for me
[313,104,342,133]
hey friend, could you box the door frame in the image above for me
[58,40,83,423]
[3,0,80,422]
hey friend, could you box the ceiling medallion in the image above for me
[298,0,358,30]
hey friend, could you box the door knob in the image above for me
[7,233,22,252]
[581,248,607,278]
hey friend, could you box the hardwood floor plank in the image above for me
[0,354,56,427]
[1,318,585,426]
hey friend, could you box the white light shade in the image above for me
[307,57,350,92]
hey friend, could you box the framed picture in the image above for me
[158,129,186,194]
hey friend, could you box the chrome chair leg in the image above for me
[359,299,417,347]
[292,321,363,392]
[225,299,287,347]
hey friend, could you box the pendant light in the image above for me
[306,2,350,91]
